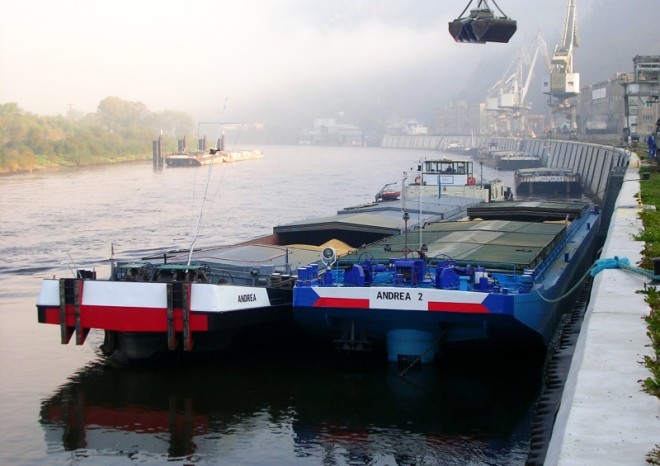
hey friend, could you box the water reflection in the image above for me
[40,346,543,464]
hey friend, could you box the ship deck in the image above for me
[158,201,591,278]
[158,243,333,276]
[338,200,590,272]
[273,195,482,248]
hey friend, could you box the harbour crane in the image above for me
[486,34,547,136]
[542,0,580,134]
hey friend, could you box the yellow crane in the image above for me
[542,0,580,134]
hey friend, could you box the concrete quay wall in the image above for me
[545,156,660,465]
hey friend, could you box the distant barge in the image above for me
[515,168,582,197]
[476,150,542,171]
[166,149,263,167]
[161,133,264,167]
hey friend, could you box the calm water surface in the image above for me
[0,145,536,465]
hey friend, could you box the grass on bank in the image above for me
[636,160,660,465]
[0,152,152,175]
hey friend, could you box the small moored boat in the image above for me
[375,182,401,202]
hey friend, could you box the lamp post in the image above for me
[480,161,483,188]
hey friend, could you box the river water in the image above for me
[0,145,540,465]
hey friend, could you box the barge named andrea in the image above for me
[36,243,329,364]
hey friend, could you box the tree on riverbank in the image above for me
[0,98,195,174]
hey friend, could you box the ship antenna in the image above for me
[187,160,214,266]
[187,118,226,266]
[401,171,408,215]
[63,250,80,278]
[417,158,424,250]
[402,171,410,258]
[187,93,235,267]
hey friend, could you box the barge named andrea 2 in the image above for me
[292,200,600,363]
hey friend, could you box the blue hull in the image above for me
[293,202,600,362]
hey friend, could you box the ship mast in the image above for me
[418,159,423,251]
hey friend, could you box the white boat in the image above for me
[165,133,263,167]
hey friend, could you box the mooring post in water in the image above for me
[158,133,163,167]
[152,134,163,168]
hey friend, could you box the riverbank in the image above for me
[0,153,151,176]
[546,155,660,465]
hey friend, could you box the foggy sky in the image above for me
[1,0,659,130]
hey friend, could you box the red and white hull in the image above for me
[37,278,292,363]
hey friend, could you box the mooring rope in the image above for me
[535,256,659,303]
[594,256,660,281]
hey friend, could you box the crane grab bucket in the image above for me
[449,1,517,44]
[448,17,481,43]
[472,17,516,43]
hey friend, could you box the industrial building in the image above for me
[621,55,660,141]
[577,73,630,135]
[432,55,659,141]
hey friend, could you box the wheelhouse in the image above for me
[419,159,475,187]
